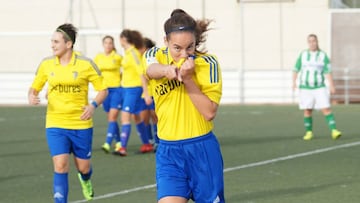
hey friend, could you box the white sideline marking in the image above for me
[70,141,360,203]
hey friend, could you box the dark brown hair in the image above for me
[56,23,77,47]
[164,9,212,53]
[144,37,156,49]
[120,29,144,50]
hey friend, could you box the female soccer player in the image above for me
[94,35,123,153]
[139,37,159,148]
[113,29,153,156]
[28,23,108,202]
[293,34,342,140]
[145,9,225,203]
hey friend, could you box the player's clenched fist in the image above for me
[180,56,195,82]
[164,65,179,80]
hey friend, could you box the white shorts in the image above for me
[298,87,330,110]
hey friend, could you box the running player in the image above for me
[94,35,123,153]
[28,23,108,202]
[293,34,342,140]
[113,29,153,156]
[145,9,225,203]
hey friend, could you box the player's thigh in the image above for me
[185,133,225,203]
[70,128,93,160]
[156,143,191,200]
[158,196,187,203]
[46,128,72,157]
[299,89,315,110]
[314,88,330,109]
[102,92,111,113]
[109,87,122,110]
[74,157,91,174]
[122,87,143,114]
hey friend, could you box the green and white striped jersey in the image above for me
[294,49,331,89]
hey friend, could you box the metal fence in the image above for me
[1,68,358,105]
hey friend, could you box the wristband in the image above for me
[91,101,98,108]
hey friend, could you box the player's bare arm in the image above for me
[181,57,218,121]
[147,63,179,80]
[28,88,40,105]
[325,73,336,94]
[292,72,298,91]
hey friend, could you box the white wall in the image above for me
[0,0,330,73]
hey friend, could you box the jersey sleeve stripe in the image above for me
[202,55,219,83]
[77,55,102,75]
[146,47,159,58]
[130,50,141,65]
[208,56,219,83]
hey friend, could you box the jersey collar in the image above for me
[55,51,77,66]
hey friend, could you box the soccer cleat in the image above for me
[114,142,122,151]
[113,147,127,156]
[303,131,313,141]
[332,129,342,140]
[77,173,94,201]
[101,143,110,153]
[139,144,154,153]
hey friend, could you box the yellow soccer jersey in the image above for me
[144,47,222,141]
[94,50,122,88]
[31,52,107,129]
[121,46,142,87]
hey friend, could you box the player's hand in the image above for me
[80,105,95,120]
[292,83,297,91]
[164,65,179,80]
[144,96,153,106]
[28,93,40,105]
[329,85,336,94]
[179,56,195,82]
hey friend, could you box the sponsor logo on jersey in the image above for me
[72,71,78,79]
[154,79,182,96]
[50,84,81,93]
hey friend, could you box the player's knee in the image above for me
[53,162,69,173]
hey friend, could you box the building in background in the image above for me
[0,0,359,104]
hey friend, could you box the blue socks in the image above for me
[53,172,68,203]
[120,124,131,148]
[136,122,149,144]
[106,121,120,144]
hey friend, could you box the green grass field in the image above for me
[0,104,359,203]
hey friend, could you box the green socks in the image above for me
[304,116,313,132]
[325,113,337,130]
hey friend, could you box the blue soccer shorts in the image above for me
[156,132,225,202]
[46,128,93,159]
[138,97,155,112]
[102,87,123,113]
[121,87,143,114]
